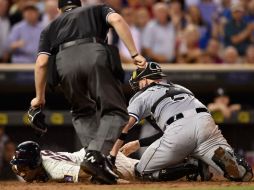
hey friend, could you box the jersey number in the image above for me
[41,150,72,162]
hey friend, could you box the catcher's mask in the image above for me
[129,62,167,91]
[10,141,42,169]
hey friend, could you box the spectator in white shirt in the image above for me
[142,2,176,63]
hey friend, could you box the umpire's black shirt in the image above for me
[38,4,115,56]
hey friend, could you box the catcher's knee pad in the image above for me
[134,162,199,182]
[212,147,253,182]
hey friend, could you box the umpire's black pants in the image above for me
[56,43,129,154]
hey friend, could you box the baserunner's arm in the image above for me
[110,116,137,157]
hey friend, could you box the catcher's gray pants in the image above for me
[56,43,128,155]
[136,112,231,175]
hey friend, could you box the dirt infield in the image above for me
[1,181,254,190]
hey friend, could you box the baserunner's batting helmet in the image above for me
[129,62,167,91]
[10,141,42,169]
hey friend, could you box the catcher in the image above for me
[109,62,253,182]
[10,141,202,183]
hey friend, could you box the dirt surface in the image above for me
[1,181,254,190]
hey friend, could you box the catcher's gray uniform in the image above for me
[128,82,232,175]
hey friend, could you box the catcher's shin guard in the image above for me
[212,147,253,181]
[81,150,118,184]
[135,163,199,182]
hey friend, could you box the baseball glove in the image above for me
[28,107,48,137]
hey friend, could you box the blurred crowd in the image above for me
[0,126,18,181]
[1,0,254,64]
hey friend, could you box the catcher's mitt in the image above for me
[28,107,48,137]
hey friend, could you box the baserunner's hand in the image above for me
[120,140,140,156]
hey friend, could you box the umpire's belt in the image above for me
[59,37,104,51]
[166,108,209,126]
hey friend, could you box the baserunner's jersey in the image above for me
[128,83,206,131]
[40,149,139,182]
[41,149,85,182]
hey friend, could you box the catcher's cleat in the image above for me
[81,150,118,185]
[212,147,252,181]
[234,153,253,182]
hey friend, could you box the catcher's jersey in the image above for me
[128,83,206,131]
[41,149,85,182]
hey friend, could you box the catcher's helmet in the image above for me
[10,141,42,169]
[129,62,166,91]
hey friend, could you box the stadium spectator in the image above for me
[244,0,254,24]
[118,7,141,63]
[0,141,18,181]
[245,45,254,63]
[198,0,218,25]
[0,126,9,172]
[169,0,187,33]
[6,2,43,63]
[223,46,240,64]
[41,0,59,27]
[81,0,102,6]
[0,0,10,62]
[186,0,200,7]
[206,38,223,63]
[197,51,213,63]
[177,24,202,63]
[218,0,232,20]
[105,0,122,13]
[224,3,254,56]
[186,5,211,49]
[135,8,150,33]
[9,0,26,26]
[142,2,176,63]
[208,87,242,119]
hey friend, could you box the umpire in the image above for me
[30,0,146,184]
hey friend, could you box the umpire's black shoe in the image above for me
[81,150,118,184]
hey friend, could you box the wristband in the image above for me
[131,53,139,59]
[119,133,128,141]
